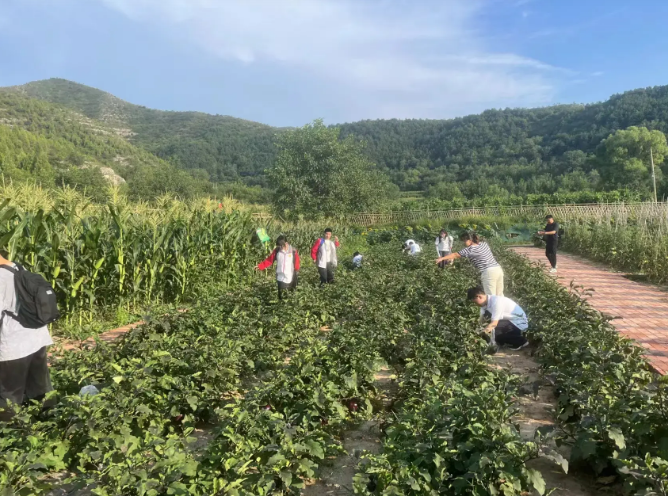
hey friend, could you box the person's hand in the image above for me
[435,257,443,264]
[538,230,545,235]
[335,236,339,242]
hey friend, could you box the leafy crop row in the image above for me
[501,249,668,494]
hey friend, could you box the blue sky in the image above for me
[1,0,667,127]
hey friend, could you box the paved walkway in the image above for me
[511,246,668,375]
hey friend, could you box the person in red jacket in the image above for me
[256,236,300,300]
[311,228,340,286]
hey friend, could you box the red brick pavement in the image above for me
[511,246,668,375]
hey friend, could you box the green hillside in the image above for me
[5,78,668,199]
[0,91,220,200]
[7,78,281,185]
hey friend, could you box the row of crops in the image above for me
[1,232,666,495]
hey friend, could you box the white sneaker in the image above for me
[509,341,530,351]
[549,268,557,273]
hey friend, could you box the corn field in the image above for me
[0,184,262,325]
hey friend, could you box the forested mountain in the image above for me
[4,78,668,200]
[0,91,222,200]
[5,79,281,186]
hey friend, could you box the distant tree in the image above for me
[597,126,668,192]
[268,120,396,219]
[426,182,465,200]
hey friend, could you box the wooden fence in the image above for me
[253,202,668,227]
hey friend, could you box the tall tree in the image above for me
[597,126,668,192]
[268,120,397,219]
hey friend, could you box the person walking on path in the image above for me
[538,215,559,273]
[0,254,55,421]
[311,228,339,286]
[467,286,529,352]
[436,232,504,295]
[257,235,300,300]
[435,230,454,268]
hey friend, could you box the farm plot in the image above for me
[2,239,664,495]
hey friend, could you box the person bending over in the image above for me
[467,286,529,352]
[257,236,300,300]
[436,232,504,296]
[352,252,363,269]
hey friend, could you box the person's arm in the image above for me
[435,252,461,264]
[294,250,300,272]
[334,236,340,248]
[485,298,503,333]
[484,320,499,334]
[310,239,321,261]
[257,250,277,270]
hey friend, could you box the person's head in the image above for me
[545,215,554,223]
[276,235,287,250]
[467,286,488,307]
[440,229,447,238]
[353,251,360,257]
[409,241,414,246]
[0,249,9,264]
[459,232,480,247]
[324,228,333,240]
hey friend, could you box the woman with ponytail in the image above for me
[435,232,505,296]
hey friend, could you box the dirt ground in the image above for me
[491,347,602,496]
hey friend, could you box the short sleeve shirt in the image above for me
[0,264,53,361]
[458,242,499,271]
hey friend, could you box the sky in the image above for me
[1,0,668,127]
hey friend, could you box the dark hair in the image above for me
[459,232,480,244]
[545,215,554,220]
[276,235,287,248]
[353,252,360,257]
[467,286,485,300]
[440,229,447,236]
[324,228,333,234]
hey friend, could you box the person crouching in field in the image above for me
[257,236,300,301]
[467,286,528,352]
[311,228,339,286]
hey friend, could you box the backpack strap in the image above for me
[0,264,18,274]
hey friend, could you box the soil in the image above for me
[490,347,604,496]
[302,367,396,495]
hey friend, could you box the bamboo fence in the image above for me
[253,202,668,227]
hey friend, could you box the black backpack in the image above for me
[0,264,60,328]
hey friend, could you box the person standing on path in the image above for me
[435,230,454,268]
[311,228,340,286]
[435,232,504,296]
[257,235,300,301]
[0,253,55,421]
[538,215,559,273]
[467,286,529,352]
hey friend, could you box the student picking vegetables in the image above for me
[311,228,340,286]
[436,232,504,296]
[467,286,529,352]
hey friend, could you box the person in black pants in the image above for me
[538,215,559,273]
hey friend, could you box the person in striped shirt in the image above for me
[256,236,300,301]
[435,232,504,296]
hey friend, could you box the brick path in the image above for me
[511,246,668,375]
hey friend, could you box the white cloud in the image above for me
[98,0,564,120]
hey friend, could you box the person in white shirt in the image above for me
[352,252,363,269]
[435,230,454,269]
[405,240,421,256]
[0,253,54,420]
[467,286,528,352]
[311,228,340,286]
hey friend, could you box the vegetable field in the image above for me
[1,232,666,495]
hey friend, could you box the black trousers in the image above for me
[493,321,527,348]
[318,263,335,286]
[545,243,557,269]
[277,277,297,300]
[0,346,53,418]
[438,250,451,269]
